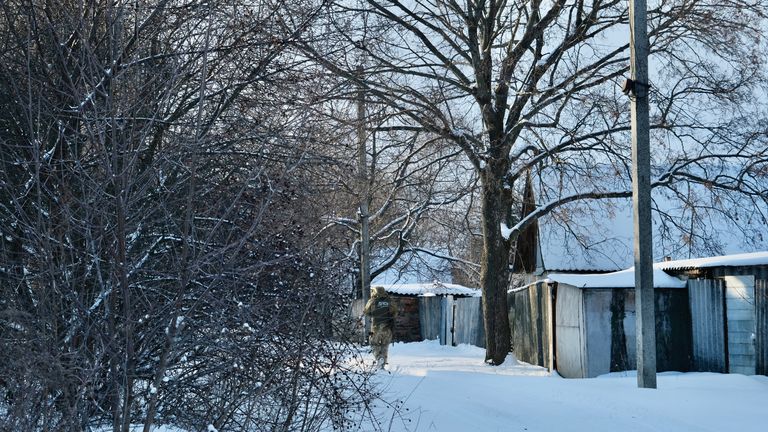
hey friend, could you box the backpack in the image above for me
[370,298,394,328]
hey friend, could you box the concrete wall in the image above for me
[548,286,691,378]
[582,290,615,378]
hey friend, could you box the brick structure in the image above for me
[391,296,421,342]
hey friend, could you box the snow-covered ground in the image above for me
[363,340,768,432]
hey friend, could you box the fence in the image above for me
[508,282,552,369]
[419,295,485,347]
[351,295,485,347]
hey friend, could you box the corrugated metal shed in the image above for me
[547,267,686,288]
[662,252,768,376]
[509,252,768,377]
[509,279,691,378]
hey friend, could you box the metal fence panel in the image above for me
[756,279,768,375]
[688,279,726,372]
[508,282,551,368]
[419,296,442,341]
[454,297,485,347]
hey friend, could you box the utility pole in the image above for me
[357,65,372,340]
[628,0,657,389]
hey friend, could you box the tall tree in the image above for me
[310,0,768,364]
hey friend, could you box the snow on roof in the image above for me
[379,282,481,297]
[534,167,768,273]
[547,267,686,289]
[537,251,768,289]
[657,251,768,271]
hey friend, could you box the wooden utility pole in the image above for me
[628,0,657,389]
[357,65,372,339]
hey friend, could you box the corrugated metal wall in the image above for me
[688,279,726,372]
[418,296,485,347]
[419,296,442,341]
[757,279,768,375]
[439,295,453,345]
[583,290,614,378]
[675,265,768,376]
[454,297,485,347]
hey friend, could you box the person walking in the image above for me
[364,286,396,369]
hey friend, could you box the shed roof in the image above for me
[379,282,481,297]
[657,251,768,271]
[547,267,686,289]
[533,165,768,273]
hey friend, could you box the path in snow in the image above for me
[361,340,768,432]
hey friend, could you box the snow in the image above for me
[535,53,551,67]
[91,341,768,432]
[93,426,185,432]
[500,222,513,240]
[451,127,471,139]
[658,251,768,270]
[87,288,113,314]
[535,182,768,273]
[360,341,768,432]
[547,267,687,289]
[380,282,481,297]
[527,251,768,290]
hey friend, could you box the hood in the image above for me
[371,286,388,297]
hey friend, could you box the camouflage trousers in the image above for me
[370,327,392,369]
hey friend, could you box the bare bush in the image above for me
[0,1,374,431]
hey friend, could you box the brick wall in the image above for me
[392,296,421,342]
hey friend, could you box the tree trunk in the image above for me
[480,169,512,365]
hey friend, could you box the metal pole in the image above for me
[357,65,372,340]
[629,0,657,389]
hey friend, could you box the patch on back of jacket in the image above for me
[370,299,391,321]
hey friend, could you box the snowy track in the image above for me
[362,341,768,432]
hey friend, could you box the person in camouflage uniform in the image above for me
[364,286,396,369]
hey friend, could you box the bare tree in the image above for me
[307,0,768,364]
[332,110,474,291]
[299,67,475,297]
[0,1,376,430]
